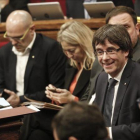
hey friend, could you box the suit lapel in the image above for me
[24,34,42,92]
[64,66,76,90]
[73,69,90,96]
[112,59,133,125]
[99,74,108,112]
[9,51,17,91]
[95,72,108,112]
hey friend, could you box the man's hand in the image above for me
[4,89,20,107]
[45,85,75,104]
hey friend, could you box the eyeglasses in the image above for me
[95,48,121,57]
[3,27,30,42]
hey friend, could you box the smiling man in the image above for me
[82,6,140,103]
[91,24,140,140]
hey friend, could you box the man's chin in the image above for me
[15,47,24,52]
[104,68,113,75]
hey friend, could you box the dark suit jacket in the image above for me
[1,0,29,22]
[80,58,102,101]
[66,0,85,18]
[64,64,91,99]
[94,59,140,140]
[132,38,140,62]
[135,0,140,16]
[0,33,66,102]
[66,0,134,18]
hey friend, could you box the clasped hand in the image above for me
[45,84,75,104]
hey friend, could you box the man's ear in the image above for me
[68,136,78,140]
[135,23,140,36]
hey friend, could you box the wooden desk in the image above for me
[0,18,106,42]
[0,18,140,42]
[0,120,23,140]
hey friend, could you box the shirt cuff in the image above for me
[109,127,112,139]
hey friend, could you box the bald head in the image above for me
[5,10,35,52]
[6,10,33,30]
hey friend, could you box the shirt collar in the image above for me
[108,61,128,82]
[12,32,36,56]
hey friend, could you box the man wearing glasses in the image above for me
[0,10,66,139]
[90,24,140,140]
[82,6,140,102]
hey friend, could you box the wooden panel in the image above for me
[0,120,23,140]
[0,18,105,42]
[0,18,140,42]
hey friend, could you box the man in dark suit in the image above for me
[82,6,140,101]
[91,24,140,140]
[1,0,29,22]
[0,10,66,139]
[66,0,134,18]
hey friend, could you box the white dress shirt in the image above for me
[12,33,36,96]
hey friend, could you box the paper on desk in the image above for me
[0,97,10,106]
[27,105,40,112]
[0,97,13,110]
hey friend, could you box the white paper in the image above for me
[27,105,40,112]
[0,97,13,110]
[0,97,10,106]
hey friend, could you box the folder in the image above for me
[22,96,63,110]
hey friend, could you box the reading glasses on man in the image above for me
[3,27,30,42]
[96,48,121,56]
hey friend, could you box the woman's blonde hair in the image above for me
[57,20,95,70]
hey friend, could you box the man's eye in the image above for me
[124,25,129,29]
[108,49,114,52]
[97,50,103,54]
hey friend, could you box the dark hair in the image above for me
[92,24,133,58]
[52,102,107,140]
[106,6,137,25]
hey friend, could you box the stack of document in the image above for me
[22,96,63,110]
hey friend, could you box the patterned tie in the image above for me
[103,78,117,127]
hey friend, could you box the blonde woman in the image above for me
[45,20,95,104]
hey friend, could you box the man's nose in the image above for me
[102,52,109,60]
[10,38,18,46]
